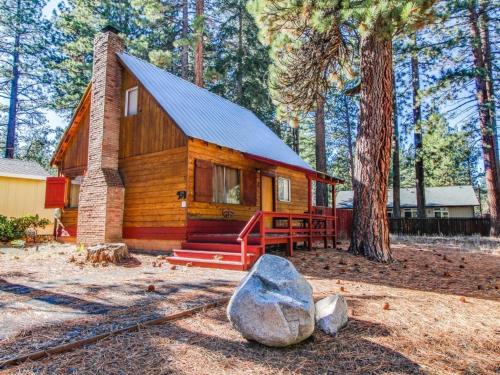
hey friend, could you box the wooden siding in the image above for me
[119,146,188,228]
[60,208,78,236]
[187,139,309,221]
[119,69,187,159]
[274,166,309,214]
[60,104,90,176]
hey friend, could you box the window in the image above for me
[278,177,291,202]
[124,86,138,116]
[68,176,82,208]
[213,165,240,204]
[434,207,449,218]
[403,208,418,218]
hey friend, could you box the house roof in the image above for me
[117,52,314,172]
[0,158,50,180]
[336,185,480,209]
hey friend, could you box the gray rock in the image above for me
[315,295,348,335]
[227,254,315,347]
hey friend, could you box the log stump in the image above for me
[86,243,130,264]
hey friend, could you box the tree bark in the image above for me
[181,0,189,79]
[343,96,355,188]
[392,70,401,218]
[349,28,393,262]
[412,32,426,218]
[194,0,204,87]
[235,0,243,103]
[468,4,500,236]
[291,126,300,154]
[478,0,499,171]
[5,0,21,159]
[315,95,327,206]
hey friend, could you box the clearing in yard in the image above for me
[0,238,499,374]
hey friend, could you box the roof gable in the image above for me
[117,53,313,171]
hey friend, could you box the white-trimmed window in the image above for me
[403,208,418,218]
[434,207,449,218]
[213,165,241,204]
[278,177,291,202]
[124,86,138,116]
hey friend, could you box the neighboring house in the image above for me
[336,186,479,218]
[0,158,53,234]
[46,26,340,270]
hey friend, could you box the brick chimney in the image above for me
[77,26,125,245]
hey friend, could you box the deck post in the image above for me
[260,212,265,255]
[331,183,336,249]
[288,213,293,257]
[241,238,247,269]
[307,176,313,250]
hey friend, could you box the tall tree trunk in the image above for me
[194,0,204,87]
[412,32,426,218]
[343,96,355,187]
[235,0,243,103]
[181,0,189,79]
[349,28,393,262]
[392,70,401,218]
[315,95,327,206]
[468,3,500,236]
[291,126,300,154]
[478,0,499,172]
[5,4,20,159]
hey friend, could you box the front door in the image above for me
[261,175,274,228]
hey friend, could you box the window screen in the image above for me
[125,86,138,116]
[278,177,291,202]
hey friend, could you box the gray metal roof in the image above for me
[336,186,480,209]
[117,53,313,171]
[0,158,50,180]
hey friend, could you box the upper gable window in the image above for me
[124,86,138,116]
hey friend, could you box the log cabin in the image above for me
[45,26,341,270]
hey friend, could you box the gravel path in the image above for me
[0,243,243,360]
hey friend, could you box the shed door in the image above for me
[261,175,274,228]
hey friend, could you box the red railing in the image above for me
[237,209,336,266]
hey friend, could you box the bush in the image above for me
[0,214,50,242]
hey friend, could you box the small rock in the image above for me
[323,265,330,270]
[147,285,155,292]
[315,295,348,335]
[383,302,390,310]
[170,265,177,270]
[459,296,466,303]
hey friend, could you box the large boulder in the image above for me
[315,295,348,335]
[227,254,315,347]
[86,243,129,264]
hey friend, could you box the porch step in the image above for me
[173,248,257,262]
[166,256,247,271]
[187,233,260,245]
[181,241,262,253]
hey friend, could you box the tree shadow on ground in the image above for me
[270,243,500,301]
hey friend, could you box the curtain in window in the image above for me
[213,165,225,203]
[225,167,240,204]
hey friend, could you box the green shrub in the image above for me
[0,214,50,242]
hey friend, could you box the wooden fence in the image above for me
[336,209,353,240]
[336,209,491,238]
[389,217,491,236]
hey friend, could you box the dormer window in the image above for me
[124,86,138,116]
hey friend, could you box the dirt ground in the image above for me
[1,239,499,374]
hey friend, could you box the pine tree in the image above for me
[250,0,436,262]
[0,0,53,158]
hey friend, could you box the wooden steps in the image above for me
[166,236,263,271]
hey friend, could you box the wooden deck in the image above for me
[166,210,336,271]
